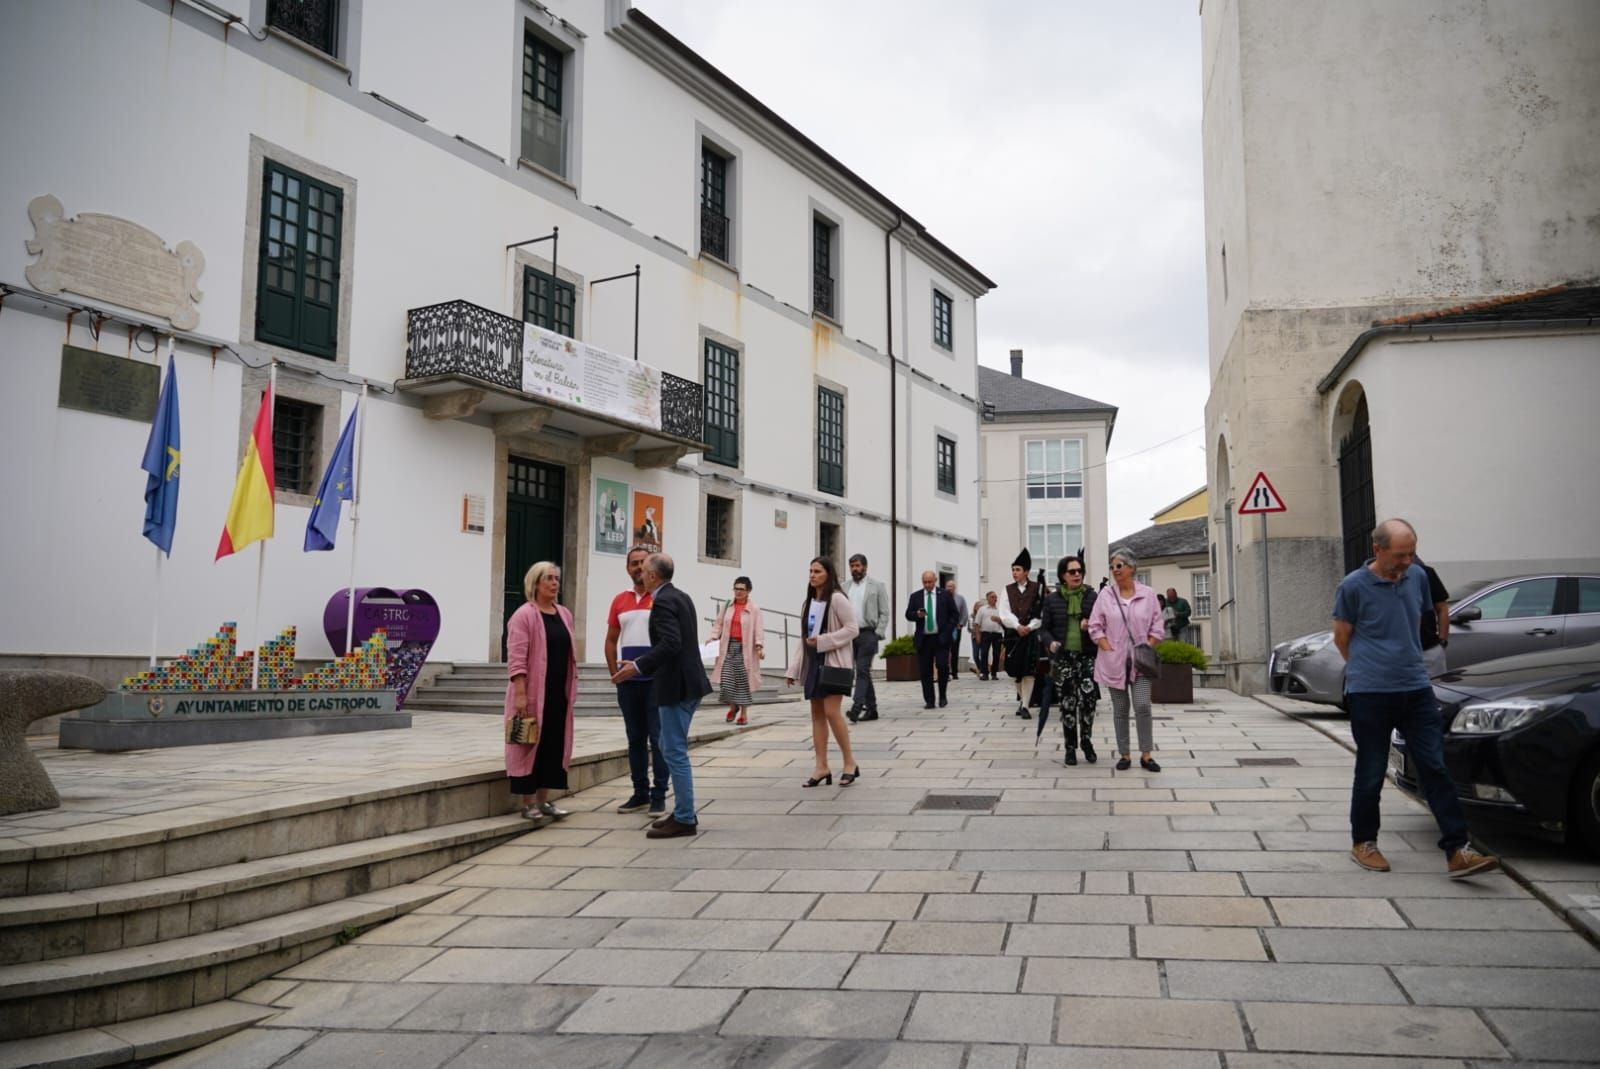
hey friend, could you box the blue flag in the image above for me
[305,400,358,551]
[140,355,181,555]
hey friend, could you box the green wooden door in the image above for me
[502,457,566,659]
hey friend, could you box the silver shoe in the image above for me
[539,802,570,821]
[520,807,552,827]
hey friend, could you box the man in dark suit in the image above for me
[611,553,711,838]
[905,569,958,709]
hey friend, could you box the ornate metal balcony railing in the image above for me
[813,269,835,319]
[267,0,340,56]
[405,300,705,444]
[700,208,730,263]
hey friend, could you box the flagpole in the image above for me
[343,384,367,654]
[251,361,278,690]
[149,335,174,668]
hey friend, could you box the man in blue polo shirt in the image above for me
[1332,518,1498,879]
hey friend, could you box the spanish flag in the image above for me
[216,384,275,559]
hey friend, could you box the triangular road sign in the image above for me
[1238,471,1286,514]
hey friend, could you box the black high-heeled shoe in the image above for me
[802,772,833,788]
[840,767,861,786]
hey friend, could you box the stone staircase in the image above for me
[0,777,532,1066]
[407,661,800,715]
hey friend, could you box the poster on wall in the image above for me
[632,490,664,553]
[595,478,630,556]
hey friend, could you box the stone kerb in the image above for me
[0,670,104,814]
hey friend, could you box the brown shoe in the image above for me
[1447,845,1499,880]
[1351,841,1390,872]
[647,816,698,839]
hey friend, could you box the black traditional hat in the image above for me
[1012,547,1031,571]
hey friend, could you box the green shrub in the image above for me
[880,635,915,658]
[1155,640,1207,669]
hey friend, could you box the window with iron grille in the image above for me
[816,386,844,496]
[933,290,953,350]
[936,435,957,495]
[1192,571,1212,617]
[273,396,321,496]
[705,494,735,561]
[700,146,730,263]
[267,0,339,56]
[819,521,841,571]
[812,217,836,319]
[257,161,342,358]
[521,32,567,174]
[703,339,739,466]
[523,266,575,338]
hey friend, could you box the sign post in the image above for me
[1238,471,1287,665]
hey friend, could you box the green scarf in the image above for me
[1058,584,1086,653]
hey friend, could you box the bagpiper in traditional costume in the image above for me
[998,548,1044,719]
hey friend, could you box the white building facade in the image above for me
[1200,0,1600,690]
[978,352,1116,592]
[0,0,992,679]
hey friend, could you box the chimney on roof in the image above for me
[1009,349,1023,378]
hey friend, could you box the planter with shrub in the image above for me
[1152,640,1207,704]
[880,634,918,682]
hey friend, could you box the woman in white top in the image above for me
[786,556,861,787]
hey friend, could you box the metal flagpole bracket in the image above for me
[589,264,642,360]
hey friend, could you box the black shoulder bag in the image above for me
[814,596,856,696]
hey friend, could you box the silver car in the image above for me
[1267,573,1600,708]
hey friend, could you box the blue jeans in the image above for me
[1347,688,1468,854]
[616,682,667,806]
[656,696,700,825]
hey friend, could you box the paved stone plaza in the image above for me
[160,680,1600,1067]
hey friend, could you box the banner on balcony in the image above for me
[522,323,662,431]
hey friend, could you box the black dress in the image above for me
[510,610,570,793]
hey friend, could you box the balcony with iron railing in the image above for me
[398,299,707,457]
[700,207,730,263]
[813,268,835,320]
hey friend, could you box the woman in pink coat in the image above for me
[505,561,578,825]
[1087,546,1168,773]
[786,557,861,787]
[710,576,764,726]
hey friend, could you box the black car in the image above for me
[1390,642,1600,855]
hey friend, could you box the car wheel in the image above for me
[1571,750,1600,858]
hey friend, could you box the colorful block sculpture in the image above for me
[122,623,390,693]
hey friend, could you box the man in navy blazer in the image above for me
[905,569,958,709]
[612,553,711,838]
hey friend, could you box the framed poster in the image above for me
[632,490,664,553]
[594,478,630,556]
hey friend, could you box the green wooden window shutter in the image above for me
[257,160,342,359]
[703,339,739,466]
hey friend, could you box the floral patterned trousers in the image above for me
[1049,648,1100,749]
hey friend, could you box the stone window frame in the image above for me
[695,123,743,272]
[513,249,585,338]
[815,504,846,575]
[698,484,743,567]
[240,137,358,375]
[699,326,745,472]
[931,284,955,352]
[934,427,959,501]
[509,8,585,191]
[814,375,848,498]
[236,365,344,510]
[251,0,366,77]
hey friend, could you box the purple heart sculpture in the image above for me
[324,588,441,709]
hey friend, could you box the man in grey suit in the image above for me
[844,553,889,723]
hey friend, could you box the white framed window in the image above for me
[1192,571,1212,617]
[1025,439,1083,499]
[1135,569,1152,588]
[1026,523,1082,566]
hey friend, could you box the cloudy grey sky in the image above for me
[645,0,1209,540]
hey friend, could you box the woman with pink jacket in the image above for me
[786,557,861,787]
[710,576,764,726]
[1087,546,1168,772]
[505,561,578,825]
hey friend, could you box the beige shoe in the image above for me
[1447,845,1500,880]
[1351,841,1390,871]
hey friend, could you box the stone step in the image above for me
[0,999,273,1069]
[0,815,527,966]
[0,885,446,1041]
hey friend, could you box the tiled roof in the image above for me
[1110,516,1208,561]
[1373,283,1600,326]
[978,365,1117,417]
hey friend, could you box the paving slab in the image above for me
[271,1031,473,1069]
[676,950,856,989]
[843,952,1021,992]
[904,992,1054,1044]
[436,1035,645,1069]
[881,920,1007,954]
[556,985,740,1034]
[1054,995,1245,1049]
[1243,1001,1508,1057]
[719,988,912,1039]
[1481,1008,1600,1061]
[1022,1048,1222,1068]
[629,1034,965,1069]
[1020,956,1162,997]
[1164,961,1406,1004]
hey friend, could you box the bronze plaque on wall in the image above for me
[58,345,159,423]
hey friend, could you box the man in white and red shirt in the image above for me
[605,546,668,815]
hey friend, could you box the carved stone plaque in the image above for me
[58,345,159,423]
[24,194,205,330]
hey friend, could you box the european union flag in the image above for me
[140,354,181,555]
[305,400,358,551]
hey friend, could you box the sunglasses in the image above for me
[1064,568,1083,576]
[1111,562,1130,570]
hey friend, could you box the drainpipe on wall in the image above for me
[885,213,909,635]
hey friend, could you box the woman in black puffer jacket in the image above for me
[1038,554,1100,766]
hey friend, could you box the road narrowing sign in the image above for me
[1238,471,1286,515]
